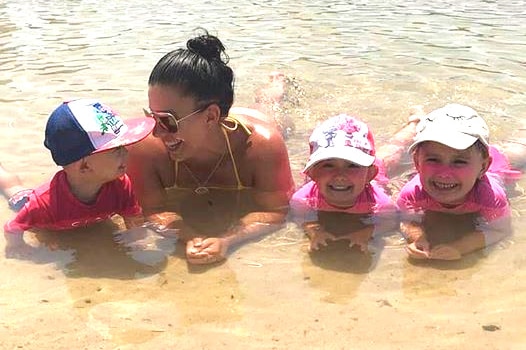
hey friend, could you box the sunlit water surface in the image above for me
[1,1,525,348]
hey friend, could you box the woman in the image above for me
[127,30,295,265]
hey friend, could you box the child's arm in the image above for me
[401,213,511,261]
[339,225,374,252]
[424,175,512,260]
[4,227,25,246]
[429,215,511,260]
[3,222,32,257]
[400,220,424,242]
[290,192,335,252]
[400,220,432,259]
[321,212,387,252]
[428,233,483,260]
[343,207,400,252]
[123,214,145,229]
[118,174,183,241]
[117,213,182,250]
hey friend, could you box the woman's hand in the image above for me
[186,237,228,264]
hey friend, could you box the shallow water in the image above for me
[1,1,526,348]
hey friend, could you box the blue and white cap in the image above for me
[44,98,155,166]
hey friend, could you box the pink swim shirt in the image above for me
[291,179,396,217]
[397,146,518,222]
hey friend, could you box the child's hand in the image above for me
[307,228,336,252]
[114,227,152,249]
[339,228,372,252]
[405,235,430,259]
[349,236,369,252]
[428,244,462,260]
[4,232,34,259]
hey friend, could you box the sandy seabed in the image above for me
[1,212,525,350]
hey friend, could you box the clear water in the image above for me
[1,1,525,348]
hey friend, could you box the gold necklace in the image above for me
[182,152,227,195]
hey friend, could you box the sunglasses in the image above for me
[143,104,211,133]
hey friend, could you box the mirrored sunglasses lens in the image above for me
[156,114,178,132]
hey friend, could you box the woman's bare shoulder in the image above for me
[230,107,283,142]
[230,106,273,124]
[127,134,172,184]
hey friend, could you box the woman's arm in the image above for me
[185,123,295,264]
[229,124,294,233]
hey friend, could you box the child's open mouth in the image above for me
[328,184,352,191]
[432,180,458,190]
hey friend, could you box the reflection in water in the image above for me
[28,220,244,345]
[421,211,479,247]
[34,221,166,279]
[303,241,375,304]
[300,211,380,303]
[75,256,243,345]
[402,253,482,299]
[299,210,400,304]
[400,211,493,298]
[168,188,256,235]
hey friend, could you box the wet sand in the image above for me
[1,206,525,349]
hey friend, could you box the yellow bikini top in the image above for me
[172,115,252,192]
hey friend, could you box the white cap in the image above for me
[303,114,376,173]
[408,103,490,153]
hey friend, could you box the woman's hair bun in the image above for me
[187,29,227,62]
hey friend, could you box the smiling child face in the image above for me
[309,158,378,208]
[414,141,491,206]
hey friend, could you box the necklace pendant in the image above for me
[194,186,209,195]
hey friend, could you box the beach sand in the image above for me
[1,204,525,349]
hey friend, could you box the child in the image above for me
[397,103,521,260]
[291,114,410,252]
[3,98,155,255]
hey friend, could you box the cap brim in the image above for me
[92,117,155,153]
[303,146,375,173]
[408,130,482,153]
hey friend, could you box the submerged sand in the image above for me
[1,204,525,349]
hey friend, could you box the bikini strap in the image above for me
[221,127,244,190]
[220,115,252,135]
[173,160,180,189]
[171,115,249,191]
